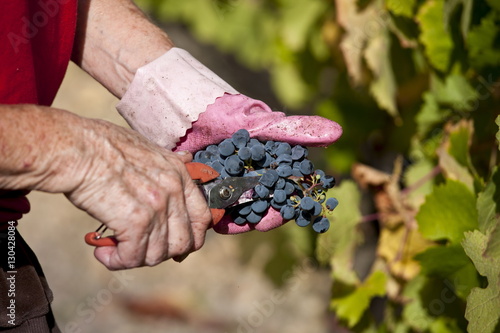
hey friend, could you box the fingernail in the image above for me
[176,150,189,155]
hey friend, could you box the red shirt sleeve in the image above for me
[0,0,77,223]
[0,0,77,106]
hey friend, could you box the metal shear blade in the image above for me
[201,176,261,209]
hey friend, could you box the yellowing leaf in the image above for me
[417,0,454,72]
[335,0,382,84]
[416,180,478,244]
[438,149,474,192]
[378,225,434,280]
[365,30,399,118]
[331,271,387,327]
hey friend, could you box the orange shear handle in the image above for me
[85,162,225,247]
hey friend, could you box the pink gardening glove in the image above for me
[117,48,342,234]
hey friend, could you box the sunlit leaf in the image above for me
[331,271,387,327]
[416,180,478,244]
[477,168,499,233]
[417,0,454,72]
[431,74,478,112]
[462,228,500,333]
[386,0,416,18]
[404,158,435,208]
[415,92,450,137]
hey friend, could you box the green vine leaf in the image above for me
[416,180,478,244]
[477,168,500,233]
[331,271,387,327]
[316,180,362,285]
[415,92,450,137]
[496,115,500,151]
[467,11,500,70]
[417,0,454,72]
[462,227,500,333]
[431,74,479,112]
[385,0,416,18]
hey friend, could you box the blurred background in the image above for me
[19,1,500,332]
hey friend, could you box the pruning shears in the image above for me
[84,162,260,247]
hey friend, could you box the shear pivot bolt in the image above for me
[219,186,232,200]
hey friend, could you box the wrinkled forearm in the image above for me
[72,0,173,98]
[0,104,93,192]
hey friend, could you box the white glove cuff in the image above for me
[116,47,238,149]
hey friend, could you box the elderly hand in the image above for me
[0,105,212,270]
[66,119,212,269]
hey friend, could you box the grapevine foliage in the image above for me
[136,0,500,332]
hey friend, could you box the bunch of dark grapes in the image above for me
[193,129,339,233]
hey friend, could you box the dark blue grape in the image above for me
[300,196,315,211]
[256,153,273,168]
[250,144,266,161]
[249,138,260,146]
[325,198,339,211]
[280,205,296,220]
[206,144,219,155]
[295,211,311,227]
[208,160,224,174]
[232,129,250,148]
[259,169,279,187]
[299,160,314,175]
[321,175,336,189]
[246,211,263,224]
[273,189,287,204]
[234,215,247,225]
[275,178,286,190]
[312,217,330,233]
[291,145,307,160]
[270,198,286,210]
[238,147,252,161]
[238,204,252,216]
[276,164,292,177]
[225,155,244,175]
[292,168,303,178]
[284,181,295,195]
[315,169,326,178]
[218,139,235,156]
[276,154,293,165]
[264,141,276,153]
[254,184,270,198]
[252,200,270,214]
[312,201,323,216]
[275,142,292,156]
